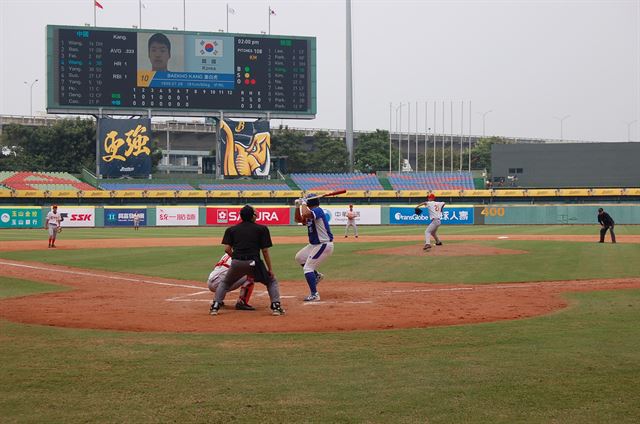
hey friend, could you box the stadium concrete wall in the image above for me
[491,142,640,188]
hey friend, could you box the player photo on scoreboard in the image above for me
[136,32,234,90]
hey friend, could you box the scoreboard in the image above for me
[47,25,316,118]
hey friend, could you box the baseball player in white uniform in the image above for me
[416,193,445,251]
[45,204,62,248]
[344,204,358,238]
[207,253,256,310]
[294,194,333,302]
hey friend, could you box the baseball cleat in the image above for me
[304,292,321,302]
[235,301,255,311]
[435,242,443,246]
[270,302,285,316]
[209,301,221,316]
[423,244,431,251]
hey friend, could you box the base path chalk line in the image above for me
[0,261,203,290]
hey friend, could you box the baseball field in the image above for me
[1,224,640,422]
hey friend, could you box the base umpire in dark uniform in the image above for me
[210,205,285,316]
[597,208,616,243]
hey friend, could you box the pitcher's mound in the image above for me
[362,243,528,257]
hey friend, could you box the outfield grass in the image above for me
[1,223,640,242]
[1,226,640,422]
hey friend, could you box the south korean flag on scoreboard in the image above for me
[196,39,223,57]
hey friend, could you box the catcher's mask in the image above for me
[428,193,436,201]
[305,194,320,208]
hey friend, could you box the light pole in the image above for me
[24,79,38,116]
[553,115,570,141]
[478,110,492,137]
[624,120,637,142]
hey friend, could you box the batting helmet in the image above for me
[305,193,320,207]
[428,193,436,200]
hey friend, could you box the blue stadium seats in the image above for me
[290,173,383,191]
[387,172,474,190]
[199,182,291,191]
[99,183,194,190]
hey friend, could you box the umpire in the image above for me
[597,208,616,243]
[210,205,285,316]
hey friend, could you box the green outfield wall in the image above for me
[480,204,640,225]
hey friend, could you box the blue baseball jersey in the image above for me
[306,207,333,244]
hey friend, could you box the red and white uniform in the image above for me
[207,253,253,293]
[45,209,62,238]
[344,207,358,237]
[424,200,445,244]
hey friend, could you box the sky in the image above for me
[0,0,639,142]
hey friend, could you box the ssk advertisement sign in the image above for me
[57,206,95,227]
[389,206,474,225]
[206,206,290,226]
[99,118,152,178]
[104,208,147,227]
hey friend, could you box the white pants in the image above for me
[48,225,58,238]
[295,242,334,274]
[345,220,358,236]
[425,219,441,244]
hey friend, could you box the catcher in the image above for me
[415,193,445,251]
[207,252,255,310]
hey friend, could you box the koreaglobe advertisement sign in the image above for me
[0,207,42,228]
[389,206,474,225]
[156,206,199,226]
[104,207,147,227]
[57,206,95,227]
[320,206,381,225]
[206,206,290,226]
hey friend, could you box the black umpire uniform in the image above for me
[597,208,616,243]
[210,205,285,316]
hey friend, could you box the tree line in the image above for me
[0,118,507,175]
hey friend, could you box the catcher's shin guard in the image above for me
[239,281,255,304]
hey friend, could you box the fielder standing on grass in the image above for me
[415,193,445,251]
[45,204,62,248]
[210,205,285,316]
[344,204,358,238]
[294,193,334,302]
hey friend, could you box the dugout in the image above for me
[491,142,640,188]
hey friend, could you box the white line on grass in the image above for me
[383,280,629,295]
[0,261,204,290]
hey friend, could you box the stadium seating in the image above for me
[387,171,474,190]
[0,171,96,191]
[99,183,194,191]
[290,173,383,191]
[199,182,291,191]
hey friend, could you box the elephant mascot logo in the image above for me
[220,119,271,176]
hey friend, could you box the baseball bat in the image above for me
[306,189,347,200]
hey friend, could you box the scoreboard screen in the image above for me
[47,26,316,118]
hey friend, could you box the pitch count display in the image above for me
[47,26,316,117]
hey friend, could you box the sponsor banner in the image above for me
[320,206,381,225]
[57,206,96,228]
[0,207,42,228]
[389,206,474,225]
[219,119,271,176]
[156,206,199,226]
[99,118,152,178]
[206,206,290,226]
[104,208,147,227]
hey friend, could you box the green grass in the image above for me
[1,223,640,241]
[1,286,639,422]
[2,226,640,422]
[2,239,639,284]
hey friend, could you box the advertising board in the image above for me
[389,206,474,225]
[206,206,289,225]
[156,206,199,226]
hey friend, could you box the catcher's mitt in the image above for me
[414,208,422,215]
